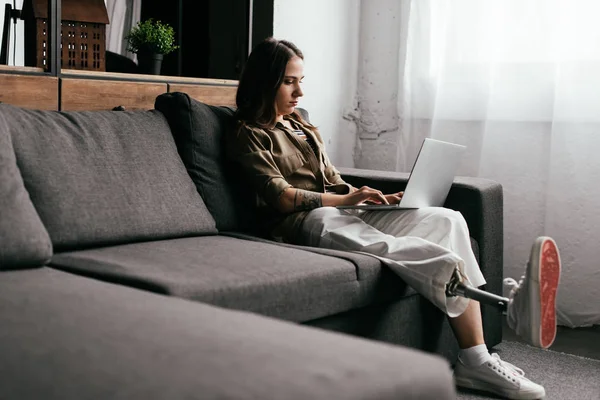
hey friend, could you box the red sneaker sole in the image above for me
[539,239,560,349]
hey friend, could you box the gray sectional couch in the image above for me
[0,92,504,399]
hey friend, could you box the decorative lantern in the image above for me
[22,0,109,71]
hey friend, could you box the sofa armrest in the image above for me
[339,167,504,347]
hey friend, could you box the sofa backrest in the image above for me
[0,110,52,269]
[155,92,257,233]
[1,103,217,252]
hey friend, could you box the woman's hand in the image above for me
[278,187,404,212]
[341,186,389,206]
[384,191,404,205]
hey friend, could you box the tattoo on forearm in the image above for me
[293,189,323,211]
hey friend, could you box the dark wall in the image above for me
[142,0,263,79]
[140,0,186,77]
[251,0,274,52]
[206,0,247,79]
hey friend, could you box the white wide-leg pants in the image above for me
[299,207,486,317]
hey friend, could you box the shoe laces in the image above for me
[492,353,525,378]
[503,276,525,298]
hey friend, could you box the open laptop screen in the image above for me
[337,138,465,210]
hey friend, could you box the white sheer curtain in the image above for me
[398,0,600,327]
[105,0,141,60]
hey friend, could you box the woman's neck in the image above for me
[276,115,293,130]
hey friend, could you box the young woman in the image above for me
[228,37,561,400]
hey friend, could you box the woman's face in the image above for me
[275,56,304,122]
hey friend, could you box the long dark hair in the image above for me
[236,37,304,128]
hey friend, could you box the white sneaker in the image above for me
[454,353,545,399]
[505,237,561,349]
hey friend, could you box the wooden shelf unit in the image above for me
[0,69,238,110]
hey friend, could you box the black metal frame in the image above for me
[176,0,182,77]
[0,4,13,65]
[47,0,60,76]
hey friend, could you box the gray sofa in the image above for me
[0,92,503,399]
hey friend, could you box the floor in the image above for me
[501,321,600,360]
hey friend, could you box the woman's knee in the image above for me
[304,206,345,225]
[423,207,468,230]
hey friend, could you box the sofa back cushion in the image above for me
[0,111,53,269]
[155,92,257,232]
[1,104,216,252]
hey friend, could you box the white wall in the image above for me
[354,0,404,171]
[0,0,25,66]
[273,0,360,167]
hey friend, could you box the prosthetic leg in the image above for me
[445,266,508,311]
[446,236,561,350]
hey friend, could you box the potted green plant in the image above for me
[125,19,179,75]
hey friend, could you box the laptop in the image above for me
[336,138,466,211]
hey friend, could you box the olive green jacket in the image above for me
[227,114,351,242]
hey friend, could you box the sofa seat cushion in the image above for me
[1,104,216,251]
[0,109,52,270]
[50,235,416,322]
[0,268,455,400]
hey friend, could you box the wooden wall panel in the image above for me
[0,74,59,110]
[168,84,237,107]
[60,78,168,111]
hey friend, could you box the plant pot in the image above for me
[137,52,163,75]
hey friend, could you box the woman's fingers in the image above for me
[355,189,406,205]
[354,187,388,204]
[381,191,404,205]
[387,195,401,204]
[369,189,388,204]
